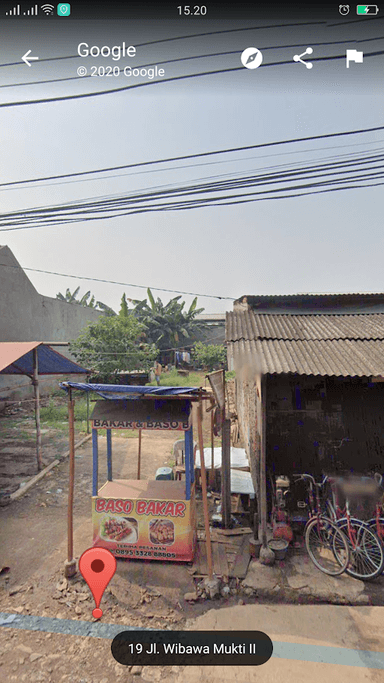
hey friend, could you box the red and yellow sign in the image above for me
[92,480,196,562]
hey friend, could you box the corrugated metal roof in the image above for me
[234,293,384,315]
[227,339,384,377]
[226,311,384,377]
[0,342,88,375]
[226,312,384,342]
[235,292,384,302]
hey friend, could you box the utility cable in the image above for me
[1,125,383,189]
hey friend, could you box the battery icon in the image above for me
[356,5,379,13]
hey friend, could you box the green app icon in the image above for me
[57,3,71,15]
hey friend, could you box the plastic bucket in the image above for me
[268,539,289,560]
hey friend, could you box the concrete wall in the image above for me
[0,246,101,342]
[0,245,102,401]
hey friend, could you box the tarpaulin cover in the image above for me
[195,446,249,470]
[60,382,201,400]
[0,342,88,375]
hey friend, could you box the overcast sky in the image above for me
[1,17,383,314]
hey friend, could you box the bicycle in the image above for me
[325,475,384,581]
[366,473,384,566]
[292,474,350,577]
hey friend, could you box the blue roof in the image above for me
[60,382,202,400]
[0,343,88,375]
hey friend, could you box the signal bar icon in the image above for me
[5,4,21,14]
[25,4,39,14]
[5,3,39,14]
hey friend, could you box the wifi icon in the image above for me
[41,3,54,13]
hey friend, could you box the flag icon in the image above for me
[346,49,364,68]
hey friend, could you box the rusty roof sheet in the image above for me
[226,311,384,376]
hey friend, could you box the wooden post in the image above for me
[209,409,215,488]
[32,348,43,472]
[260,375,268,548]
[137,429,142,480]
[65,390,77,577]
[92,428,98,495]
[106,429,112,481]
[197,398,213,579]
[221,417,231,528]
[86,390,90,435]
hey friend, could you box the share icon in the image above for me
[293,47,313,69]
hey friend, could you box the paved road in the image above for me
[174,604,384,683]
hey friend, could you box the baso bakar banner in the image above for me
[92,418,190,430]
[92,495,196,561]
[91,398,192,431]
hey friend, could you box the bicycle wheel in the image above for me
[336,518,384,580]
[305,516,350,576]
[367,517,384,545]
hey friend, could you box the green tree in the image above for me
[133,288,206,351]
[192,342,227,372]
[56,287,115,316]
[119,293,130,318]
[69,315,158,380]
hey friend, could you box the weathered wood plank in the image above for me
[191,541,208,575]
[230,534,252,578]
[216,542,229,576]
[217,527,252,536]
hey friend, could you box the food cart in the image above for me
[61,383,212,571]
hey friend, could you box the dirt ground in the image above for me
[0,407,230,683]
[2,395,383,682]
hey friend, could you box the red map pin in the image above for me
[79,547,117,619]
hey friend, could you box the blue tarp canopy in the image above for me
[60,382,202,400]
[0,342,88,375]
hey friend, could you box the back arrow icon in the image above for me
[22,50,39,67]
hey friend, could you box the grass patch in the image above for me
[40,397,89,427]
[147,368,207,387]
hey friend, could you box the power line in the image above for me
[0,262,234,300]
[1,171,381,230]
[2,125,383,189]
[0,147,382,229]
[2,139,383,196]
[5,145,383,210]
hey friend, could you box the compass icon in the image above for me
[241,48,263,69]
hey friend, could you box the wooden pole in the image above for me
[32,348,43,472]
[197,398,213,579]
[137,429,142,480]
[260,375,268,548]
[86,389,90,435]
[210,409,215,488]
[221,418,231,528]
[65,389,77,577]
[221,368,231,528]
